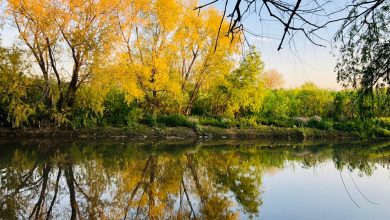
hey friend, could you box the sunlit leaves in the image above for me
[7,0,120,109]
[5,0,242,118]
[113,0,241,114]
[0,46,34,127]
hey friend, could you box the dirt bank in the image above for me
[0,125,358,141]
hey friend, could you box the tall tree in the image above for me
[178,6,240,115]
[335,2,390,92]
[116,0,240,114]
[8,0,58,107]
[263,69,284,89]
[7,0,118,110]
[206,46,265,117]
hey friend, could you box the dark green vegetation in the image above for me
[335,2,390,92]
[1,47,388,139]
[0,43,390,138]
[0,45,389,139]
[1,139,389,219]
[1,0,389,141]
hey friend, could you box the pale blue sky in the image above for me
[201,0,347,89]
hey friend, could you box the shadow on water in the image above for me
[0,139,390,219]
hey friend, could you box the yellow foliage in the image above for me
[7,0,242,115]
[155,0,181,30]
[0,47,35,128]
[113,0,241,113]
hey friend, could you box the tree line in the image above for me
[0,0,389,137]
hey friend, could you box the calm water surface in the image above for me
[1,139,390,219]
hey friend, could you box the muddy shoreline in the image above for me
[0,125,359,141]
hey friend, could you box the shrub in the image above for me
[320,120,334,130]
[156,114,196,128]
[103,90,141,127]
[199,117,234,128]
[237,117,258,128]
[0,106,9,127]
[70,108,98,129]
[0,46,36,128]
[310,116,322,122]
[257,116,294,127]
[292,116,309,127]
[141,113,157,127]
[187,116,199,124]
[334,120,363,132]
[191,99,211,116]
[373,127,390,138]
[308,116,320,127]
[308,118,333,130]
[377,117,390,130]
[125,108,143,127]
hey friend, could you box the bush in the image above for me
[237,117,258,128]
[156,114,196,128]
[0,106,9,127]
[257,116,294,127]
[307,116,320,128]
[191,99,211,116]
[50,109,70,127]
[292,116,309,127]
[141,113,157,127]
[320,120,334,130]
[125,108,143,127]
[103,90,141,127]
[334,120,363,132]
[373,127,390,138]
[377,117,390,130]
[70,108,98,129]
[308,117,333,130]
[0,46,36,128]
[199,117,234,128]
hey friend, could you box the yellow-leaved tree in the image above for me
[7,0,119,112]
[115,0,241,114]
[177,4,241,114]
[118,0,184,113]
[7,0,59,107]
[7,0,243,120]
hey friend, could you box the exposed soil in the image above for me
[0,125,358,141]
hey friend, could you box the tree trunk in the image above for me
[148,156,157,220]
[65,163,79,220]
[185,81,202,115]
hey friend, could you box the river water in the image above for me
[0,139,389,219]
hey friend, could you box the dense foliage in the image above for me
[336,2,390,91]
[0,0,389,138]
[0,42,389,137]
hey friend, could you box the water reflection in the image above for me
[0,140,389,219]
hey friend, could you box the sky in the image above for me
[251,32,340,89]
[0,0,347,89]
[200,0,347,89]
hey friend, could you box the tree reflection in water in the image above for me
[0,140,389,219]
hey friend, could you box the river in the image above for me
[0,139,389,219]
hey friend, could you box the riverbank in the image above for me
[0,125,360,141]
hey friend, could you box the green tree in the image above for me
[336,2,390,92]
[0,46,34,127]
[210,46,265,117]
